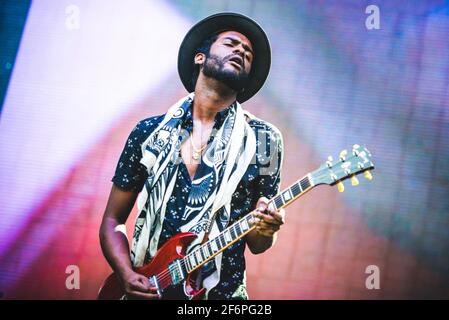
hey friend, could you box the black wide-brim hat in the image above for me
[178,12,271,103]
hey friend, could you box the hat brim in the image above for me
[178,12,271,103]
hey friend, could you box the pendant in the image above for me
[192,151,200,160]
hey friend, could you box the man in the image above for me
[99,12,284,300]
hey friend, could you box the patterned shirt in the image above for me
[112,103,283,299]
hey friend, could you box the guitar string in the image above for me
[153,216,252,287]
[149,170,357,287]
[147,168,371,288]
[151,173,361,288]
[153,215,253,287]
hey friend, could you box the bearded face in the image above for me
[202,52,250,92]
[199,31,254,93]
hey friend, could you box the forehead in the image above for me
[216,31,253,50]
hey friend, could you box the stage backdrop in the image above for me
[0,0,448,299]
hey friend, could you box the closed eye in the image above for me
[245,52,253,62]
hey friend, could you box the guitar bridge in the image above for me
[149,275,161,296]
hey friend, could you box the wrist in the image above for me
[116,265,135,280]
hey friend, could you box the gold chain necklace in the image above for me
[190,131,207,160]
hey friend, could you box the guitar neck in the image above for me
[268,173,315,211]
[183,174,315,274]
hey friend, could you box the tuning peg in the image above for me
[364,170,373,180]
[326,155,333,168]
[351,175,359,186]
[339,149,347,161]
[337,181,344,192]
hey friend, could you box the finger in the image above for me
[258,209,285,224]
[256,222,280,232]
[257,222,281,232]
[131,278,153,292]
[249,215,262,226]
[264,206,276,215]
[255,197,269,212]
[253,212,281,226]
[277,208,285,219]
[137,275,161,292]
[270,211,285,224]
[127,290,161,300]
[255,227,275,237]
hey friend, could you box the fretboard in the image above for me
[183,174,315,273]
[269,174,314,211]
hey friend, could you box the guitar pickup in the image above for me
[168,259,185,285]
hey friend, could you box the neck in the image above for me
[192,73,237,123]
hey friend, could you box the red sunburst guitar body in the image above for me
[97,232,205,300]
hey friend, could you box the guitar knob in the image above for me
[337,181,344,192]
[351,175,359,186]
[364,171,373,180]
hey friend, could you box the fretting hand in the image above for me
[252,197,285,237]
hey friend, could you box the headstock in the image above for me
[311,145,374,192]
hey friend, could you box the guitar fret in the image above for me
[192,251,198,265]
[199,248,206,261]
[300,177,310,190]
[218,235,225,248]
[211,239,218,252]
[274,195,284,209]
[206,242,212,257]
[184,257,191,272]
[241,218,250,232]
[235,223,242,236]
[230,226,236,239]
[189,254,198,269]
[224,230,232,243]
[291,182,301,197]
[282,189,293,202]
[194,250,202,264]
[187,215,256,270]
[179,259,188,278]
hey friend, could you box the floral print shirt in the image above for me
[112,104,283,299]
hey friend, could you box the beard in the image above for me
[201,53,250,92]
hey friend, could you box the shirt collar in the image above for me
[182,100,236,131]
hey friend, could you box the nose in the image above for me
[233,44,245,56]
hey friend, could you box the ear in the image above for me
[194,53,205,66]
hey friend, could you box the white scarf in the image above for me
[131,93,256,298]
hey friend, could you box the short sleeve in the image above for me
[111,116,162,192]
[250,125,284,207]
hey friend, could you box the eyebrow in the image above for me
[223,37,254,55]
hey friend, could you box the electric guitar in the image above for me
[98,144,374,300]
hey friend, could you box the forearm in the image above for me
[99,217,134,278]
[246,229,278,254]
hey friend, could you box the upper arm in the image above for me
[103,117,161,225]
[102,184,139,225]
[111,121,150,193]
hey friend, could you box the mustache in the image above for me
[224,53,244,68]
